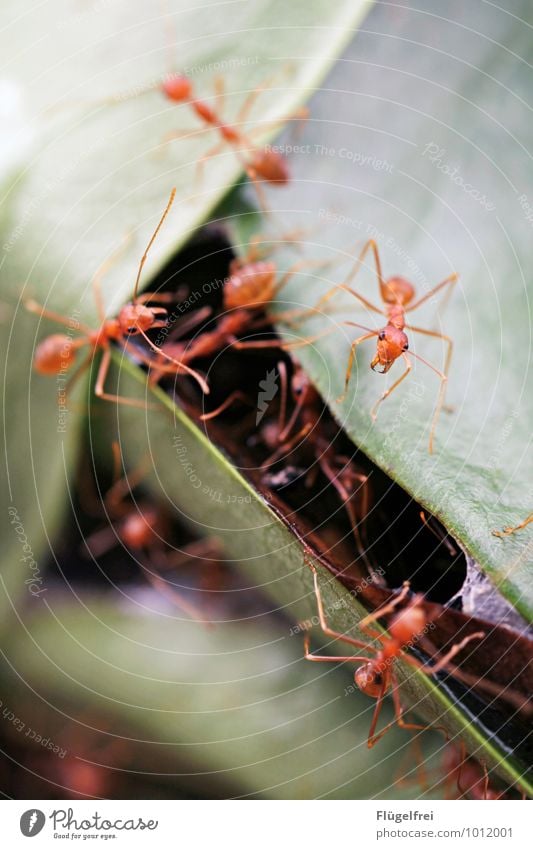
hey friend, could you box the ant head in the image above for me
[162,74,193,102]
[34,334,76,374]
[223,261,276,310]
[118,303,160,335]
[382,276,415,305]
[371,326,408,373]
[388,596,427,646]
[250,149,290,184]
[291,367,310,398]
[354,661,384,698]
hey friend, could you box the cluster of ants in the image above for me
[29,64,531,800]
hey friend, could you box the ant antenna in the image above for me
[132,187,176,302]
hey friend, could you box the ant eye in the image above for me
[403,342,409,350]
[378,330,386,340]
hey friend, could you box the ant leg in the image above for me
[303,633,369,665]
[277,360,289,434]
[25,300,93,335]
[356,582,411,641]
[306,565,374,652]
[246,106,310,143]
[233,67,289,125]
[319,456,371,569]
[290,276,385,329]
[366,678,390,748]
[409,631,485,676]
[244,165,273,218]
[492,513,533,537]
[407,344,450,454]
[367,673,435,749]
[199,390,254,421]
[261,423,312,469]
[274,257,335,299]
[136,329,210,394]
[212,75,227,114]
[370,352,412,420]
[94,347,156,410]
[337,330,379,403]
[406,273,458,313]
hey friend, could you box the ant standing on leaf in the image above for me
[159,70,304,207]
[302,561,484,748]
[26,188,209,406]
[288,239,458,453]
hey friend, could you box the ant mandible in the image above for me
[26,188,209,406]
[289,239,458,453]
[303,563,484,748]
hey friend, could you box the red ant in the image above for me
[54,48,302,211]
[492,513,532,538]
[159,71,303,197]
[400,739,525,800]
[303,563,484,747]
[147,241,326,388]
[83,442,221,623]
[26,189,209,406]
[289,239,458,453]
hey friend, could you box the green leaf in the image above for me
[107,359,532,796]
[0,0,370,618]
[4,597,441,799]
[260,0,533,619]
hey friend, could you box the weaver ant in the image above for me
[289,239,458,453]
[54,35,302,211]
[26,189,209,406]
[303,563,484,748]
[147,240,326,388]
[400,739,525,800]
[83,442,221,622]
[159,70,304,203]
[492,513,532,538]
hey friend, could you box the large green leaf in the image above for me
[109,360,532,796]
[3,596,442,799]
[0,0,370,620]
[260,0,533,619]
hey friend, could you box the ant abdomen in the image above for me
[249,149,291,184]
[388,601,427,645]
[224,261,277,310]
[34,334,77,374]
[382,276,415,305]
